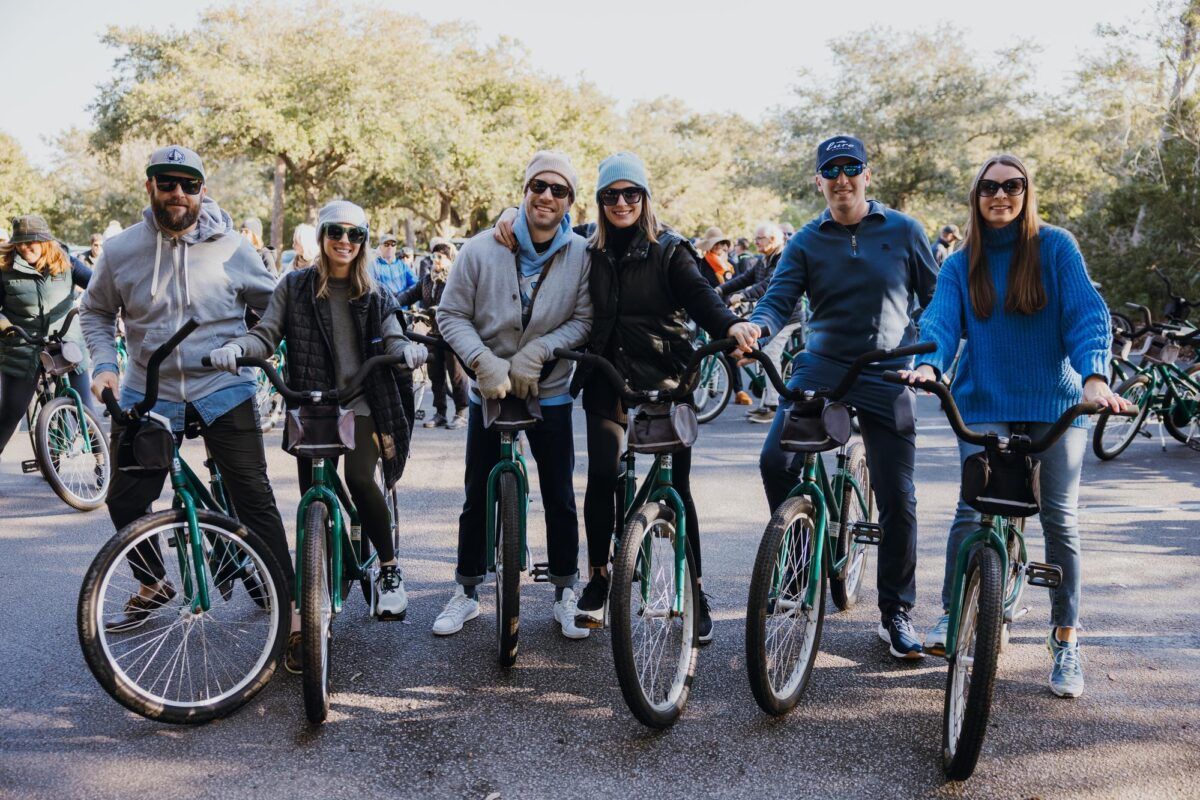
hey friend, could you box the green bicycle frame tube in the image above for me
[943,518,1009,657]
[294,459,350,612]
[646,454,690,614]
[59,385,95,455]
[485,434,531,572]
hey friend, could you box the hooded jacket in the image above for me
[80,196,277,402]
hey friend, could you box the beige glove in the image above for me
[509,341,551,399]
[472,351,512,400]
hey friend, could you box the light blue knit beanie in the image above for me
[596,152,651,198]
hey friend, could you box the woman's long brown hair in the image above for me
[964,154,1046,318]
[0,241,70,276]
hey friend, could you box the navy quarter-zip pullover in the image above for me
[750,200,939,366]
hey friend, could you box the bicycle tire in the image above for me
[496,471,521,667]
[1163,363,1200,445]
[35,397,111,511]
[694,354,733,424]
[302,502,333,724]
[77,508,287,724]
[745,495,824,716]
[942,546,1004,780]
[611,502,699,728]
[829,441,871,611]
[1092,374,1152,460]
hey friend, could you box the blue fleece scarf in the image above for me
[513,206,573,278]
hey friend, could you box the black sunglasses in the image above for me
[977,177,1027,197]
[818,163,866,180]
[526,179,572,200]
[153,176,204,195]
[322,223,368,244]
[598,187,645,206]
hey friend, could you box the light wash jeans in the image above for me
[759,322,802,409]
[940,422,1087,629]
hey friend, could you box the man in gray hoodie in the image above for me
[80,145,294,635]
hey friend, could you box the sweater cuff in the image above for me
[1076,351,1110,385]
[93,362,118,378]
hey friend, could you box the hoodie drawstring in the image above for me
[150,231,163,298]
[182,242,191,308]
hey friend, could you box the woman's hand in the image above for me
[1083,375,1133,413]
[208,344,242,375]
[403,343,428,370]
[727,321,760,355]
[492,208,520,252]
[895,364,938,387]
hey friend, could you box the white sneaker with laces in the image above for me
[553,587,590,640]
[432,585,480,636]
[373,565,408,620]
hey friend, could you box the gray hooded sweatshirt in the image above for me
[80,196,277,403]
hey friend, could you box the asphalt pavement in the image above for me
[1,393,1197,800]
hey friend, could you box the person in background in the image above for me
[934,223,961,265]
[290,223,318,271]
[399,244,418,278]
[240,217,276,273]
[780,222,796,241]
[102,221,123,241]
[81,233,104,267]
[695,227,734,287]
[731,237,757,276]
[372,231,417,301]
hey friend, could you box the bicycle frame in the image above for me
[164,443,239,615]
[26,365,98,458]
[294,458,369,614]
[942,515,1023,657]
[485,431,531,571]
[613,450,690,613]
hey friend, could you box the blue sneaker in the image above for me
[1047,632,1084,698]
[924,613,949,657]
[878,610,924,659]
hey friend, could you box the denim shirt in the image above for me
[116,381,257,432]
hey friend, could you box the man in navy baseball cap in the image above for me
[815,135,867,171]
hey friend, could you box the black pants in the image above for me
[0,370,96,455]
[108,399,294,591]
[456,401,578,587]
[298,415,395,563]
[428,346,467,416]
[759,352,918,617]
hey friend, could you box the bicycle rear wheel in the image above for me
[1164,364,1200,448]
[495,471,522,667]
[829,442,871,611]
[611,502,699,729]
[745,495,824,716]
[942,546,1004,780]
[35,396,111,511]
[77,509,287,724]
[693,354,732,424]
[302,502,334,724]
[1093,374,1151,460]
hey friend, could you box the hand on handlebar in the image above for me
[403,342,428,370]
[473,351,512,400]
[727,321,760,354]
[209,344,243,375]
[1083,375,1133,414]
[93,371,120,404]
[895,364,939,392]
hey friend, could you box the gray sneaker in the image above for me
[746,407,776,424]
[925,613,949,657]
[1047,631,1084,698]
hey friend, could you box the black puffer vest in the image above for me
[572,228,697,394]
[281,269,410,488]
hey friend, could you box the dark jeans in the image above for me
[298,415,395,563]
[0,370,96,455]
[456,400,578,588]
[108,399,294,591]
[759,352,918,618]
[428,347,467,416]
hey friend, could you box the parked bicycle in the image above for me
[690,324,804,423]
[253,340,288,433]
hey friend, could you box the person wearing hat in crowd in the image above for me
[82,233,105,268]
[79,144,297,652]
[399,244,418,276]
[934,223,961,265]
[695,226,734,287]
[289,223,319,271]
[397,238,467,430]
[213,199,428,637]
[0,215,95,457]
[743,134,939,660]
[433,150,594,640]
[240,217,276,273]
[371,230,417,303]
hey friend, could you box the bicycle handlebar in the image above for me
[101,317,201,420]
[739,341,937,403]
[881,371,1135,453]
[2,306,80,347]
[553,337,739,405]
[202,353,410,406]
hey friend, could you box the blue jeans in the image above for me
[941,422,1087,629]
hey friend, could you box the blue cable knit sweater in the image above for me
[917,222,1111,427]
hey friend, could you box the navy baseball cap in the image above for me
[146,145,206,181]
[816,135,867,171]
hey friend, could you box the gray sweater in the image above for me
[437,227,592,398]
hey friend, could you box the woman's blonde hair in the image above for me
[313,226,376,300]
[589,190,660,251]
[0,240,69,276]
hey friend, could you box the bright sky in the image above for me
[5,0,1153,168]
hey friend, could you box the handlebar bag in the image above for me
[1144,335,1181,365]
[961,450,1042,518]
[116,415,175,476]
[627,401,698,455]
[483,395,542,431]
[283,403,355,458]
[39,341,83,377]
[779,398,851,453]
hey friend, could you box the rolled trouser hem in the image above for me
[455,570,486,587]
[549,570,578,589]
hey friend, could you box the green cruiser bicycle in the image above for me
[883,370,1129,779]
[554,336,735,728]
[741,341,935,716]
[6,307,111,511]
[78,319,288,723]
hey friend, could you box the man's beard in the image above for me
[152,197,201,232]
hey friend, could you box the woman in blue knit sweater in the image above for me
[898,154,1128,698]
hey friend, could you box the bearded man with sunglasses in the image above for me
[80,145,294,632]
[745,135,940,660]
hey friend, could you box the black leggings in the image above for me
[0,370,96,455]
[583,410,702,578]
[298,415,395,563]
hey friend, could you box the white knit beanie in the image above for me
[317,200,369,231]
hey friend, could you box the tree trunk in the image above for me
[404,217,414,249]
[303,181,319,224]
[271,154,286,269]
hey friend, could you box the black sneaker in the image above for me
[575,573,609,629]
[105,582,177,633]
[878,609,924,660]
[697,590,714,645]
[423,414,447,429]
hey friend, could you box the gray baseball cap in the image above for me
[146,145,206,181]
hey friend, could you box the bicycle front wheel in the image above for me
[495,471,522,667]
[611,502,699,729]
[302,502,334,724]
[830,442,871,611]
[693,354,732,424]
[36,396,111,511]
[943,546,1004,780]
[1164,364,1200,447]
[745,495,824,716]
[1092,374,1151,460]
[77,509,287,724]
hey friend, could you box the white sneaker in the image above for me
[553,587,590,640]
[432,585,480,636]
[373,565,408,620]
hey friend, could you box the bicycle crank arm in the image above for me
[1026,562,1063,589]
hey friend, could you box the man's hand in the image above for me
[473,351,512,400]
[92,371,119,404]
[508,342,547,399]
[492,208,520,252]
[1083,375,1133,413]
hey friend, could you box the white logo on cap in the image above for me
[826,140,855,152]
[167,148,185,163]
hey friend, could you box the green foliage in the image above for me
[0,132,52,228]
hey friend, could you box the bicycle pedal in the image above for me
[1004,605,1030,624]
[530,562,551,583]
[1026,562,1062,589]
[851,521,883,545]
[415,410,426,420]
[20,459,39,473]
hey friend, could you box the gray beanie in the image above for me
[524,150,578,199]
[596,152,651,198]
[241,217,263,238]
[317,200,369,231]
